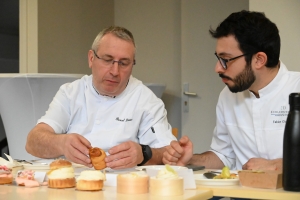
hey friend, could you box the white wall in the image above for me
[114,0,182,132]
[250,0,300,71]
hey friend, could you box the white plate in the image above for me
[22,163,50,170]
[135,165,187,171]
[194,174,239,186]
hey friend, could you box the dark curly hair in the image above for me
[209,10,280,68]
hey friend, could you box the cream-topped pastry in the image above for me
[47,167,75,179]
[119,171,148,178]
[156,167,180,179]
[117,171,149,194]
[76,170,106,191]
[77,170,106,181]
[47,159,75,188]
[150,165,183,196]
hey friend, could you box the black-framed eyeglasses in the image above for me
[214,52,247,70]
[93,50,136,69]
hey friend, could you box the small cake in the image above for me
[47,159,76,189]
[117,171,149,194]
[0,165,13,185]
[149,165,183,196]
[76,170,106,191]
[89,147,107,170]
[0,153,23,180]
[15,170,40,187]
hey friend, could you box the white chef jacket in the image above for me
[38,75,176,150]
[210,62,300,170]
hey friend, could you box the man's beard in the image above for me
[219,64,256,93]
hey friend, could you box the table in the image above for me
[0,184,213,200]
[195,169,300,200]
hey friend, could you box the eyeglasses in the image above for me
[93,50,136,69]
[214,52,247,69]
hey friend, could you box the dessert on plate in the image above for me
[47,159,75,188]
[76,170,106,191]
[15,170,40,187]
[211,166,238,179]
[117,171,149,194]
[149,164,183,196]
[89,147,107,170]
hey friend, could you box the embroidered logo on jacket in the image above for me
[270,106,288,124]
[116,117,132,122]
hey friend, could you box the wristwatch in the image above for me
[137,144,152,166]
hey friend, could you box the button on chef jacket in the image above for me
[210,62,300,170]
[38,75,176,150]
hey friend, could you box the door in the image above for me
[181,1,248,153]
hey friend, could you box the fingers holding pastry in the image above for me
[60,133,92,167]
[89,147,107,170]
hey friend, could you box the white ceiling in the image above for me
[0,0,19,35]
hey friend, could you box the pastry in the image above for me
[0,165,13,185]
[0,153,23,179]
[89,147,106,170]
[47,159,76,188]
[76,170,106,191]
[149,165,183,196]
[15,170,40,187]
[117,171,149,194]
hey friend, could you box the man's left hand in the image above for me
[242,158,282,171]
[105,141,143,169]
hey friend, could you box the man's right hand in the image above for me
[61,133,93,167]
[26,123,93,168]
[162,135,193,166]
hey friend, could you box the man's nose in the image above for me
[109,62,120,75]
[215,61,225,74]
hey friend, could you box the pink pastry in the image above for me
[15,170,40,187]
[0,165,13,185]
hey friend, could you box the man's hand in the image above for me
[26,123,92,167]
[105,141,143,169]
[242,158,282,171]
[61,133,93,167]
[162,136,193,166]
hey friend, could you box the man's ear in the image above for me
[88,50,94,69]
[253,52,267,69]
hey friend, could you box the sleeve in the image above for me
[209,91,236,169]
[37,84,71,133]
[137,88,177,148]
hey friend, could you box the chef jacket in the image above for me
[38,75,176,149]
[210,62,300,169]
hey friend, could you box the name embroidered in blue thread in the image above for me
[270,110,288,117]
